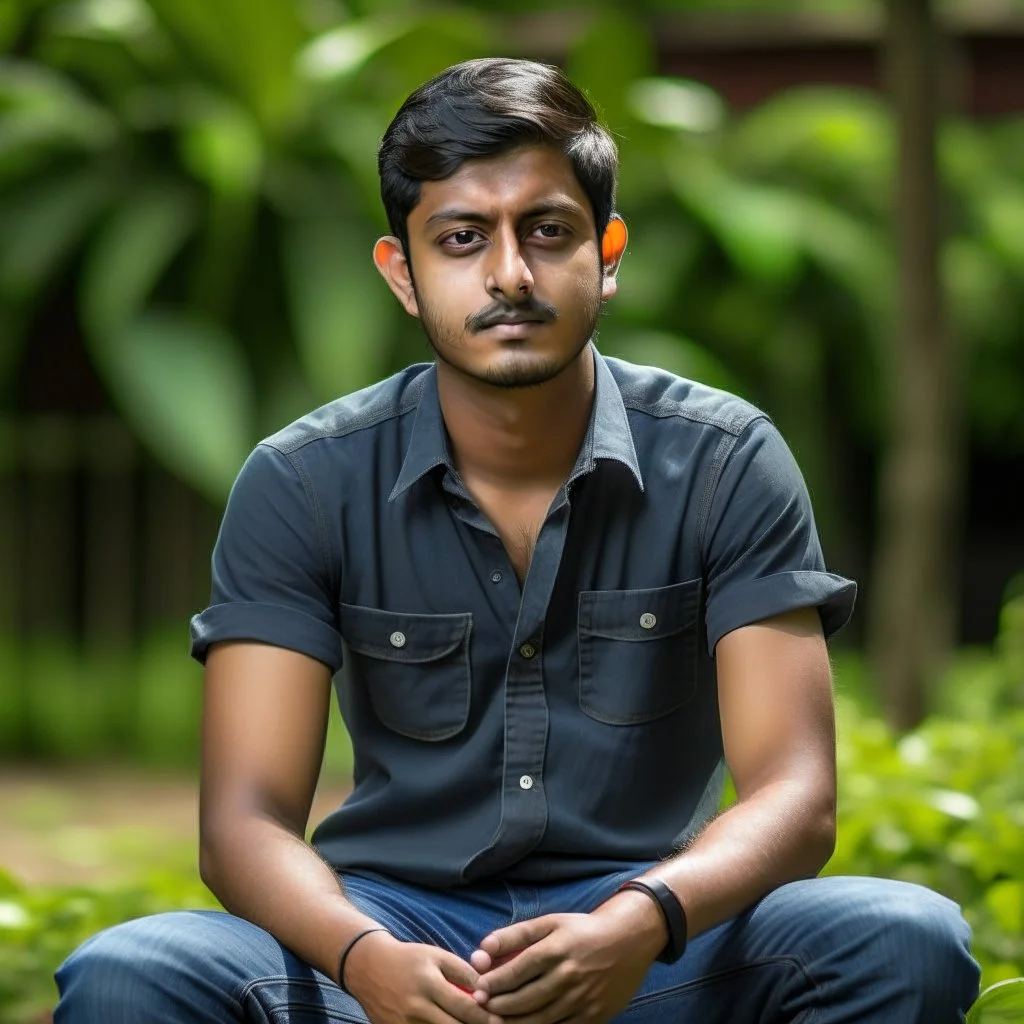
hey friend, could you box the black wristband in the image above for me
[337,927,389,993]
[617,878,688,963]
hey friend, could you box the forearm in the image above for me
[598,778,834,953]
[200,815,384,983]
[646,779,835,940]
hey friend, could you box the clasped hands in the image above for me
[466,895,667,1024]
[345,892,666,1024]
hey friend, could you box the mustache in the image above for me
[465,298,558,332]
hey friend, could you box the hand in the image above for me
[344,930,504,1024]
[468,892,667,1024]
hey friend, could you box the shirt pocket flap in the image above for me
[578,578,702,642]
[340,604,472,663]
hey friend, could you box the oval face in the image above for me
[405,143,605,391]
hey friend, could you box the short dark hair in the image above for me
[378,58,618,251]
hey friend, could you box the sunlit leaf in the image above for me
[967,978,1024,1024]
[984,882,1024,936]
[80,178,197,338]
[728,86,892,209]
[285,216,395,402]
[178,96,262,199]
[88,309,255,501]
[298,22,401,85]
[629,78,727,134]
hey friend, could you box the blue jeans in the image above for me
[54,869,979,1022]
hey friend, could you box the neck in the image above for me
[437,345,596,489]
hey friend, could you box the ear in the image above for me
[373,236,419,318]
[600,216,628,301]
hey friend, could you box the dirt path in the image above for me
[0,766,351,887]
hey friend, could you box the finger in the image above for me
[433,972,504,1024]
[476,946,553,998]
[484,966,570,1017]
[470,949,492,973]
[437,952,481,994]
[477,918,558,963]
[504,988,580,1024]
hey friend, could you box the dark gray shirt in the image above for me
[190,350,856,888]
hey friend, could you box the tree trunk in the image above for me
[869,0,961,730]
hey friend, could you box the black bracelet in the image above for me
[337,927,390,993]
[617,878,688,963]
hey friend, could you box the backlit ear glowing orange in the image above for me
[373,239,394,269]
[602,217,627,263]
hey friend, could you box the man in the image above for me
[55,58,979,1023]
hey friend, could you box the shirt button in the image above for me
[491,571,503,583]
[389,631,406,648]
[519,642,536,659]
[519,775,534,790]
[639,613,657,630]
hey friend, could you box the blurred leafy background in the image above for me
[1,0,1023,1020]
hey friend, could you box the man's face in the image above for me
[400,145,608,389]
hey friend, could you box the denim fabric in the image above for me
[187,351,857,887]
[55,870,979,1023]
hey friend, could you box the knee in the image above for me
[54,912,209,1023]
[845,879,980,1011]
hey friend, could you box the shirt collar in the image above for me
[388,349,644,503]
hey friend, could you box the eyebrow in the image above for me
[424,197,587,229]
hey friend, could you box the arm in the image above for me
[471,418,853,1021]
[597,605,837,942]
[199,639,383,982]
[192,445,496,1019]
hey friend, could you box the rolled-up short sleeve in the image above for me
[189,443,342,671]
[702,416,856,654]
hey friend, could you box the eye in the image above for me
[444,229,481,248]
[535,223,564,238]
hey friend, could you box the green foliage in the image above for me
[0,866,219,1024]
[0,598,1020,1019]
[4,0,1024,540]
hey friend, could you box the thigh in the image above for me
[55,874,513,1024]
[55,908,366,1024]
[617,875,976,1024]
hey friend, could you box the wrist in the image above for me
[615,878,688,963]
[338,927,395,994]
[592,887,668,963]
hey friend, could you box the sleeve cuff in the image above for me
[189,601,343,672]
[706,570,857,655]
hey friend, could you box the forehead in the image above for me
[409,144,593,227]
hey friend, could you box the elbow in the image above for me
[806,792,837,874]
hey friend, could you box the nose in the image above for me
[485,227,534,301]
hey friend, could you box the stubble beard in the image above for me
[414,283,603,390]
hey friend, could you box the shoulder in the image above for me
[603,355,767,439]
[258,363,431,458]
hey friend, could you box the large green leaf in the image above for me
[669,155,804,289]
[284,215,395,403]
[0,164,114,301]
[80,178,197,338]
[143,0,307,133]
[967,979,1024,1024]
[89,309,255,501]
[0,58,117,182]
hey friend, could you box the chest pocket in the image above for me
[577,579,703,725]
[340,604,473,741]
